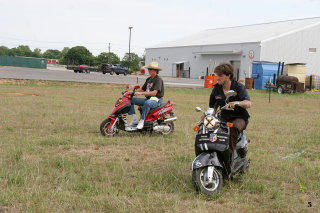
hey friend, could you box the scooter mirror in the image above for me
[125,84,129,91]
[226,90,237,102]
[134,85,140,91]
[195,107,202,112]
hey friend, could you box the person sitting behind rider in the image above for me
[209,63,251,152]
[129,61,164,129]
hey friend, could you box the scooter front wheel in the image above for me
[100,118,118,136]
[192,166,223,195]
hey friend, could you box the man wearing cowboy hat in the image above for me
[128,61,164,129]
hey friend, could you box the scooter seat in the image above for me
[138,103,166,112]
[151,103,166,110]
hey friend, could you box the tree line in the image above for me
[0,45,144,72]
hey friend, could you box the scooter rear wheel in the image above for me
[192,166,223,195]
[161,121,174,135]
[100,118,118,136]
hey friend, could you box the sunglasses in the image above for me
[148,69,157,71]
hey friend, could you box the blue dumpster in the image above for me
[252,62,282,90]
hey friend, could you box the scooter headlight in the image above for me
[203,116,216,128]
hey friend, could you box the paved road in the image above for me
[0,66,205,88]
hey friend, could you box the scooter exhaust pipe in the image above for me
[164,117,177,123]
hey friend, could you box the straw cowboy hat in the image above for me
[145,61,162,71]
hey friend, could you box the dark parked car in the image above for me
[110,64,128,75]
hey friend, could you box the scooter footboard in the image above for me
[192,152,223,170]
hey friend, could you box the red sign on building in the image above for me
[249,50,254,60]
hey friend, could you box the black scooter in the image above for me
[191,90,250,195]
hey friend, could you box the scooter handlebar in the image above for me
[130,91,135,98]
[221,105,234,111]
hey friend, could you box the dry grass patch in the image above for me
[7,92,40,96]
[59,144,170,165]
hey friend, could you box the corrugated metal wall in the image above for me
[0,56,47,69]
[145,43,260,79]
[260,24,320,75]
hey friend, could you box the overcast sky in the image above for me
[0,0,319,58]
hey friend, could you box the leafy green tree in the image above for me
[96,52,120,65]
[58,47,70,64]
[121,52,140,72]
[140,54,145,67]
[61,47,70,57]
[8,48,17,56]
[90,56,98,66]
[0,46,9,56]
[43,49,61,59]
[32,48,42,58]
[64,46,94,65]
[8,48,16,56]
[9,45,33,57]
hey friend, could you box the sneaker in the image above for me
[137,119,144,129]
[129,115,139,126]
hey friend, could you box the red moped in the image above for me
[100,85,177,136]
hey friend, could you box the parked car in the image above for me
[110,64,128,75]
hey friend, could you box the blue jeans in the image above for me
[128,97,163,120]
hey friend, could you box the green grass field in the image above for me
[0,79,319,212]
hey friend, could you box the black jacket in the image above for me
[209,80,250,121]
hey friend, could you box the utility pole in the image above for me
[128,26,133,72]
[108,43,111,64]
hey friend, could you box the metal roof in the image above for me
[148,17,320,49]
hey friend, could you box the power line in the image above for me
[0,36,147,48]
[0,40,145,57]
[108,43,111,64]
[0,36,103,45]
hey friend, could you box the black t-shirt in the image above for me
[142,75,164,99]
[209,80,250,121]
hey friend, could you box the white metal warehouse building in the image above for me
[145,17,320,79]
